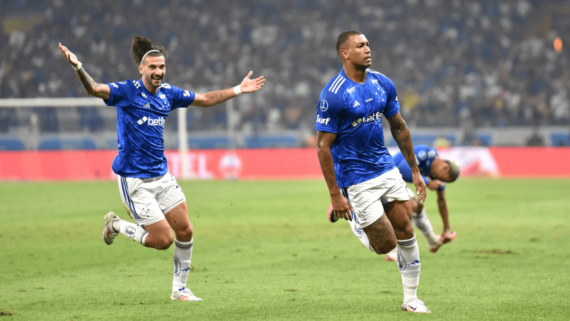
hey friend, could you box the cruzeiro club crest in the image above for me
[319,100,329,112]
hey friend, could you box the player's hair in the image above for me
[336,30,363,54]
[130,36,166,65]
[446,160,461,182]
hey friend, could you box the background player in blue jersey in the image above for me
[316,31,430,313]
[384,145,460,261]
[59,37,264,301]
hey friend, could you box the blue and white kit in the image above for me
[316,69,409,228]
[393,145,446,192]
[104,79,195,225]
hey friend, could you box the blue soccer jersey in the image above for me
[393,145,446,191]
[316,69,400,189]
[104,79,195,178]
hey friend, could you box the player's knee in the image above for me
[371,239,397,255]
[155,235,174,250]
[413,201,423,215]
[176,227,193,242]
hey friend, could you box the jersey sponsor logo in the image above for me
[365,98,373,102]
[353,101,360,108]
[319,100,329,112]
[316,115,331,125]
[347,87,355,94]
[137,116,165,127]
[133,80,141,88]
[110,83,119,88]
[351,112,383,127]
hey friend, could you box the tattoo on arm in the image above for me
[387,114,418,170]
[76,68,101,94]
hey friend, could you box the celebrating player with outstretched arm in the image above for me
[316,31,430,313]
[59,36,264,301]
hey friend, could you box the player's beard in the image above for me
[147,74,163,88]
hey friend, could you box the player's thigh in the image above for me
[362,213,397,254]
[117,175,166,227]
[165,201,193,242]
[384,201,414,239]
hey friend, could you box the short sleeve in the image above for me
[168,84,195,110]
[315,90,343,134]
[104,81,132,107]
[382,77,400,118]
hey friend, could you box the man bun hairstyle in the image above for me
[446,160,461,182]
[130,36,166,65]
[336,30,363,54]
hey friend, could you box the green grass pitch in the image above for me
[0,178,569,320]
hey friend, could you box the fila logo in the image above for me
[347,87,355,94]
[137,116,165,126]
[353,101,360,107]
[365,98,373,102]
[143,103,150,109]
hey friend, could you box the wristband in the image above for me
[233,85,242,96]
[73,62,83,71]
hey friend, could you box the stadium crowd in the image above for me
[0,0,569,138]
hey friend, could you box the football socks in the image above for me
[397,236,421,303]
[117,220,148,245]
[172,239,194,293]
[412,208,439,246]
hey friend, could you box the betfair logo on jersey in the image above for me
[137,116,165,126]
[316,115,331,125]
[351,112,383,127]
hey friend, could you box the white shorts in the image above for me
[341,167,410,228]
[117,172,186,227]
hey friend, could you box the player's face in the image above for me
[432,161,453,182]
[139,55,166,89]
[347,34,371,68]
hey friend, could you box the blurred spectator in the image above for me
[0,0,569,134]
[525,128,545,146]
[432,134,452,148]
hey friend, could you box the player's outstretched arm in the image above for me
[387,111,426,202]
[59,43,110,100]
[317,131,352,221]
[191,71,265,108]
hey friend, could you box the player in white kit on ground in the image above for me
[316,31,430,313]
[59,36,264,301]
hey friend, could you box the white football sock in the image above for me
[116,220,148,245]
[397,235,421,303]
[412,208,438,246]
[172,239,193,292]
[347,216,375,252]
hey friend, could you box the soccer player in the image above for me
[59,37,264,301]
[317,31,430,313]
[390,145,460,256]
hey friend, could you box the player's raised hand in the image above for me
[239,71,265,93]
[331,193,353,221]
[59,43,80,67]
[412,171,427,202]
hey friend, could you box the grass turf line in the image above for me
[0,179,569,320]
